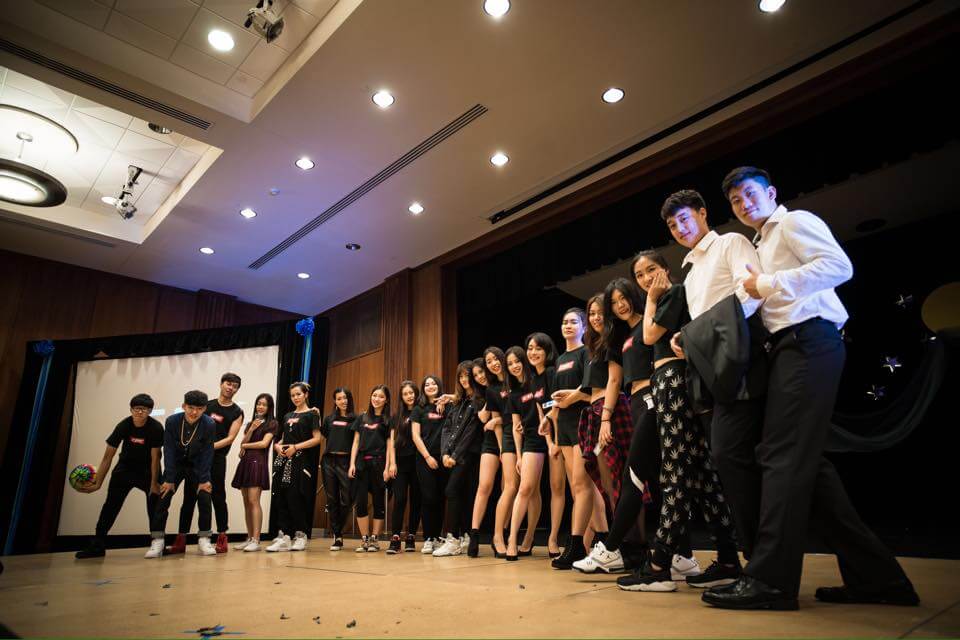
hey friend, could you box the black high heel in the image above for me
[505,554,518,562]
[549,551,561,559]
[518,545,533,557]
[490,543,507,559]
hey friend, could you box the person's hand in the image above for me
[514,421,523,436]
[382,468,391,483]
[150,481,162,496]
[238,448,246,459]
[252,418,264,429]
[348,465,356,479]
[648,271,670,302]
[670,332,686,359]
[283,445,297,458]
[198,481,212,493]
[426,455,439,470]
[274,443,283,456]
[599,420,612,448]
[743,264,763,299]
[160,482,175,498]
[548,442,561,459]
[443,455,456,468]
[538,418,551,437]
[516,459,522,475]
[484,420,495,432]
[552,390,574,408]
[388,464,398,479]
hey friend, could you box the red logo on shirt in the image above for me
[557,361,574,372]
[287,417,299,426]
[428,412,441,420]
[534,388,544,399]
[129,436,145,445]
[623,337,634,352]
[500,390,508,398]
[210,413,224,423]
[364,422,379,430]
[521,392,534,403]
[332,420,348,427]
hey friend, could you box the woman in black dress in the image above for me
[349,385,391,552]
[231,393,277,552]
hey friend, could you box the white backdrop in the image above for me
[59,345,279,536]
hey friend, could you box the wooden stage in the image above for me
[0,543,957,638]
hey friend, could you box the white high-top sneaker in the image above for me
[266,531,291,552]
[197,536,217,556]
[421,538,435,554]
[671,554,702,580]
[459,532,470,554]
[243,539,261,552]
[572,541,624,573]
[355,535,369,552]
[234,538,252,550]
[290,531,308,551]
[432,534,462,557]
[144,538,164,559]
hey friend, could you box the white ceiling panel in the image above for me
[129,118,186,147]
[37,0,111,30]
[238,39,287,81]
[291,0,335,19]
[64,111,125,150]
[271,2,320,52]
[104,9,179,59]
[226,70,264,97]
[72,96,134,128]
[116,129,177,166]
[114,0,201,40]
[170,42,234,83]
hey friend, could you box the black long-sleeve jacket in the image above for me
[440,397,481,463]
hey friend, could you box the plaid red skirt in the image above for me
[578,393,633,504]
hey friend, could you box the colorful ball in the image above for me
[68,463,96,490]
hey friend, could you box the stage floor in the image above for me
[0,544,958,638]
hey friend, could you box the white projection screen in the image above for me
[59,345,279,536]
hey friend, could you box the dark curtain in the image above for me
[0,317,328,554]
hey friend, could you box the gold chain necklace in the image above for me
[180,417,199,447]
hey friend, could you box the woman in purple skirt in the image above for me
[231,393,277,552]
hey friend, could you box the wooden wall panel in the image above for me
[153,288,198,332]
[234,301,299,326]
[89,275,161,337]
[410,263,443,380]
[382,269,411,392]
[194,289,237,329]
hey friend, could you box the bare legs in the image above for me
[494,452,519,553]
[472,453,500,530]
[242,487,263,541]
[507,453,546,556]
[547,451,566,555]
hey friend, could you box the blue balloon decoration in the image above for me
[295,317,315,337]
[32,340,55,356]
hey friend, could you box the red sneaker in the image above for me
[215,532,228,554]
[164,533,186,555]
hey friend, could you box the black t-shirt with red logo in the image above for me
[555,346,588,434]
[508,368,553,453]
[652,284,689,362]
[321,412,355,454]
[351,412,389,457]
[206,399,244,458]
[582,347,622,392]
[621,321,654,384]
[106,416,164,473]
[411,402,444,456]
[281,410,321,446]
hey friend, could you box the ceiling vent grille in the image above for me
[248,103,488,270]
[0,36,212,130]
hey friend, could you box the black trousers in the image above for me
[416,456,448,539]
[178,455,228,534]
[321,454,352,537]
[607,390,657,551]
[275,484,311,536]
[391,455,421,536]
[724,319,908,595]
[94,469,158,539]
[444,453,478,537]
[151,469,211,538]
[353,456,386,519]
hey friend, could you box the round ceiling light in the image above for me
[408,202,424,215]
[199,247,215,255]
[602,87,625,103]
[345,243,361,251]
[490,152,509,167]
[372,90,395,108]
[297,272,311,279]
[0,104,79,158]
[758,0,786,12]
[0,159,68,207]
[484,0,510,18]
[239,207,257,219]
[295,156,315,170]
[148,122,173,134]
[207,29,235,52]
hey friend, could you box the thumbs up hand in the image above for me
[743,264,763,299]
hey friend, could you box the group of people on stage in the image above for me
[75,166,919,611]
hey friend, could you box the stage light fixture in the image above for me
[208,29,235,52]
[484,0,510,18]
[372,90,395,108]
[296,156,315,170]
[245,0,285,43]
[602,87,625,103]
[240,207,257,219]
[408,202,424,215]
[759,0,786,12]
[490,152,509,167]
[200,247,215,255]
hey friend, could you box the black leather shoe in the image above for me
[467,533,480,558]
[490,544,507,559]
[505,554,518,562]
[702,576,799,611]
[815,581,919,606]
[518,548,533,557]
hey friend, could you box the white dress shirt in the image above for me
[682,230,762,320]
[754,205,853,334]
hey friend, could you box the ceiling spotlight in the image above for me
[240,207,257,219]
[490,152,509,167]
[602,87,625,103]
[269,187,280,196]
[484,0,510,18]
[408,202,424,215]
[108,165,142,220]
[372,90,395,108]
[295,156,315,170]
[199,247,215,255]
[148,122,173,134]
[297,272,310,279]
[207,29,235,52]
[758,0,786,12]
[245,0,284,43]
[345,243,361,251]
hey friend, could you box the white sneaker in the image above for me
[572,541,624,573]
[671,554,702,581]
[197,537,216,556]
[144,538,164,559]
[355,535,369,553]
[459,533,470,554]
[243,539,261,552]
[421,538,436,554]
[432,534,462,557]
[266,532,291,552]
[234,538,252,550]
[365,535,381,552]
[291,532,307,551]
[330,538,343,551]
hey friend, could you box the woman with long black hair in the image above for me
[267,382,322,552]
[432,361,483,556]
[481,347,515,558]
[348,385,391,552]
[320,387,355,551]
[231,393,277,552]
[386,381,422,554]
[412,375,446,554]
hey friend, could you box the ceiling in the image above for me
[0,0,954,314]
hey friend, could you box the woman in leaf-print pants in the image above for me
[650,359,740,573]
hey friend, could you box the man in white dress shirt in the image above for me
[702,167,917,611]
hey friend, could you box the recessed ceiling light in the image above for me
[295,156,315,170]
[602,87,625,103]
[0,160,68,207]
[199,247,215,255]
[207,29,235,52]
[345,243,361,251]
[372,90,395,108]
[269,187,280,196]
[408,202,424,215]
[101,195,117,206]
[758,0,786,12]
[484,0,510,18]
[148,122,173,134]
[490,152,509,167]
[239,207,257,219]
[297,272,311,279]
[0,172,46,204]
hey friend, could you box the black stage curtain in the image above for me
[0,317,328,554]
